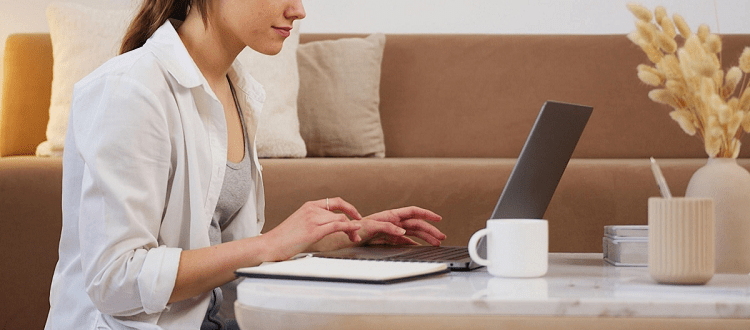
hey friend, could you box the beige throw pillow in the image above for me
[40,1,305,158]
[297,33,387,157]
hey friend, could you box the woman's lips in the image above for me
[273,27,292,38]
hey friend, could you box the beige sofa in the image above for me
[2,33,750,328]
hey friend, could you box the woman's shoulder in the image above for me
[75,47,169,92]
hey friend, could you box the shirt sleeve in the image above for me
[69,73,182,316]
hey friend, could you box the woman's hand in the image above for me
[260,197,364,261]
[310,206,446,252]
[358,206,446,246]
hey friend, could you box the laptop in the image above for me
[314,101,593,270]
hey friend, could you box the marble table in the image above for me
[235,253,750,329]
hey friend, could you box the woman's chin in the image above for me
[249,44,284,56]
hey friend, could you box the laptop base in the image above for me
[314,246,480,271]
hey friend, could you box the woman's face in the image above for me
[212,0,306,55]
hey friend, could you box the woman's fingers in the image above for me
[274,200,444,256]
[358,218,445,246]
[363,219,407,237]
[368,206,443,225]
[362,207,446,246]
[318,197,362,242]
[317,219,362,243]
[404,229,443,246]
[400,219,447,242]
[390,206,442,222]
[367,234,419,246]
[322,197,362,220]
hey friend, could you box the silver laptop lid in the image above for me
[491,101,593,220]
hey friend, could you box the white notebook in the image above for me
[235,256,449,284]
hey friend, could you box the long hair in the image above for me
[119,0,208,54]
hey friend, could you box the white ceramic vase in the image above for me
[685,157,750,274]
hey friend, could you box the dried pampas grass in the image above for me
[739,48,750,73]
[673,14,692,39]
[627,3,653,22]
[627,3,750,158]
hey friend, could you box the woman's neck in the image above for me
[177,9,243,87]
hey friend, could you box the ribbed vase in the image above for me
[648,197,714,285]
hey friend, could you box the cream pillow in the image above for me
[39,2,134,157]
[40,1,305,158]
[237,21,306,158]
[297,33,387,157]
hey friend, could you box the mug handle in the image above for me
[468,228,490,266]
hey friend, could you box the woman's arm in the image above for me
[72,74,187,316]
[169,236,270,304]
[171,201,448,303]
[169,198,363,303]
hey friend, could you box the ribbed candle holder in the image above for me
[648,197,714,285]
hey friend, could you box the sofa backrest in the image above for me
[4,33,750,158]
[302,34,750,159]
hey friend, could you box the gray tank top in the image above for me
[209,78,254,245]
[203,78,253,330]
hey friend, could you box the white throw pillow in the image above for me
[237,21,306,158]
[39,2,134,157]
[39,1,305,158]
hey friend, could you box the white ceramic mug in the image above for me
[468,219,548,278]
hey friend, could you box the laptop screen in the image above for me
[491,101,593,220]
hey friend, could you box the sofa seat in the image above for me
[260,157,750,251]
[0,156,62,329]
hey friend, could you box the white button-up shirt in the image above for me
[46,20,266,329]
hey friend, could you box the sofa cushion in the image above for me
[39,1,306,158]
[297,34,387,157]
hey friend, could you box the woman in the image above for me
[44,0,446,329]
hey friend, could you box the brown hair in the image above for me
[119,0,209,54]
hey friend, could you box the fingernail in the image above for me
[400,228,407,235]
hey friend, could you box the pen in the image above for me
[649,157,672,198]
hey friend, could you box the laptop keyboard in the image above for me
[385,246,470,262]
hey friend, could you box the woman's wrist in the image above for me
[247,234,286,263]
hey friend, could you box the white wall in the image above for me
[301,0,749,35]
[1,0,749,110]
